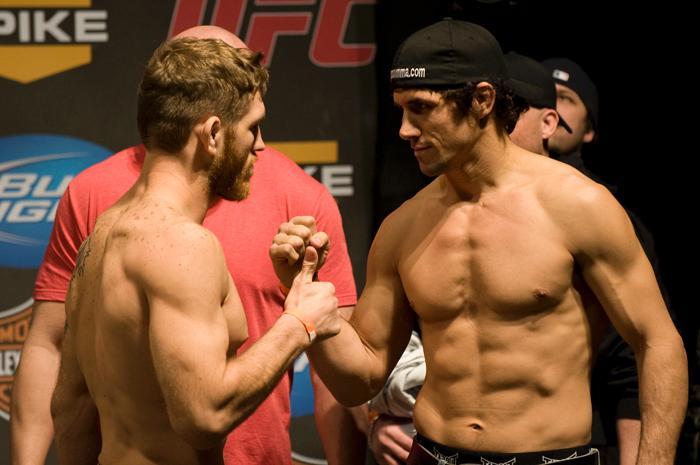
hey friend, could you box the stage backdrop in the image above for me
[0,1,376,464]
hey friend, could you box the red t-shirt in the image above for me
[34,144,357,465]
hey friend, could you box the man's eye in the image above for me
[409,103,428,113]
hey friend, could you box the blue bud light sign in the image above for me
[0,134,111,268]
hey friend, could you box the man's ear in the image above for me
[196,116,222,156]
[582,127,596,144]
[472,81,496,120]
[541,108,559,141]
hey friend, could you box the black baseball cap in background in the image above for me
[542,57,599,130]
[505,52,572,133]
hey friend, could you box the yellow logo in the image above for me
[269,140,338,165]
[0,0,107,84]
[0,298,32,420]
[268,140,354,197]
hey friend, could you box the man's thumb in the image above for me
[295,246,318,284]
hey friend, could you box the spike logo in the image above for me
[0,0,108,83]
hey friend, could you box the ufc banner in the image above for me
[0,1,376,464]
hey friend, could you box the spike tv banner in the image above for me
[0,1,376,464]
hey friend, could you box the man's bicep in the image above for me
[584,252,671,350]
[146,268,229,361]
[352,227,413,381]
[138,234,233,411]
[148,293,229,378]
[575,190,672,348]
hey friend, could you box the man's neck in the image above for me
[444,131,518,201]
[138,149,213,224]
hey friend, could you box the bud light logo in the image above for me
[291,353,314,417]
[291,353,327,464]
[0,134,111,268]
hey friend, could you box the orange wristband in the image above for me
[283,308,317,343]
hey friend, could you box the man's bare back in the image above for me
[50,37,340,465]
[61,194,241,465]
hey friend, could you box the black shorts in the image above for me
[408,433,600,465]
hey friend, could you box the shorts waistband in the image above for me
[412,433,599,465]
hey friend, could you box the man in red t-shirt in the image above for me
[10,27,361,465]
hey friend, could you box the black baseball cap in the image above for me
[541,57,599,129]
[505,52,572,133]
[390,18,539,100]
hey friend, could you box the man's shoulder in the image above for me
[129,220,225,284]
[399,177,444,213]
[149,219,220,252]
[552,166,610,203]
[527,155,606,203]
[376,180,438,236]
[531,158,623,237]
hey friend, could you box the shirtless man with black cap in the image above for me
[271,19,686,465]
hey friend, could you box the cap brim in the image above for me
[505,77,543,102]
[557,113,573,133]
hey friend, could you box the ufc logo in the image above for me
[168,0,375,67]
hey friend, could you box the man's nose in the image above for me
[398,112,420,140]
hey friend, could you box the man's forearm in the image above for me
[307,319,384,407]
[312,368,367,465]
[616,418,641,465]
[10,343,61,465]
[10,301,66,465]
[636,335,688,465]
[158,313,313,449]
[312,305,368,465]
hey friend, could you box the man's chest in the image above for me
[398,198,574,321]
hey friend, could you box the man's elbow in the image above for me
[645,330,686,355]
[170,410,231,449]
[669,332,689,369]
[337,395,372,408]
[332,380,383,408]
[637,330,688,380]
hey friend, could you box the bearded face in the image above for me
[207,124,254,201]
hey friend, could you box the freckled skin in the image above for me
[61,196,245,465]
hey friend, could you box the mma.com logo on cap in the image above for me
[0,134,111,269]
[0,0,108,84]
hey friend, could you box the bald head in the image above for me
[173,25,247,49]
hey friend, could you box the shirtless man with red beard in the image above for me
[49,37,339,465]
